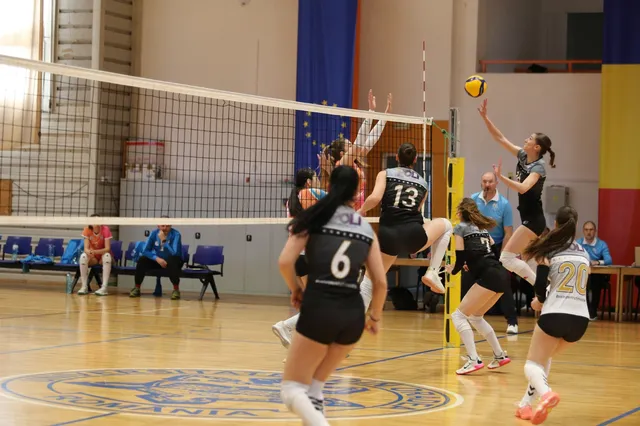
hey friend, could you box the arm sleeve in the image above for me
[530,163,546,177]
[503,201,513,227]
[141,232,157,261]
[353,118,371,147]
[534,264,550,302]
[450,250,468,275]
[102,226,113,240]
[601,242,613,265]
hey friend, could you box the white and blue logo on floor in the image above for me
[0,369,462,420]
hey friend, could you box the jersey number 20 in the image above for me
[557,262,589,295]
[394,185,419,208]
[331,241,352,279]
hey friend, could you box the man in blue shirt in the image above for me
[463,172,518,333]
[576,221,612,320]
[130,220,183,300]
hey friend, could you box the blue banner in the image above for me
[294,0,359,173]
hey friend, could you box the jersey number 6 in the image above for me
[331,240,352,279]
[393,185,419,208]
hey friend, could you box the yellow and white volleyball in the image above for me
[464,75,487,98]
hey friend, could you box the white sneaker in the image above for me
[272,321,293,349]
[421,269,445,293]
[456,356,484,375]
[506,324,518,334]
[77,285,88,295]
[95,287,108,296]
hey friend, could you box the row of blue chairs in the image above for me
[0,236,223,300]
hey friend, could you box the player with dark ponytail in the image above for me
[515,206,590,423]
[445,198,511,374]
[278,166,387,425]
[478,99,555,288]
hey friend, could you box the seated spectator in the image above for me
[78,214,112,296]
[130,219,183,300]
[576,221,612,320]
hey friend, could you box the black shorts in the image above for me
[295,254,309,277]
[378,222,428,256]
[520,213,547,236]
[475,260,511,294]
[296,292,365,345]
[537,313,589,343]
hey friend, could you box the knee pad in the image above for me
[280,380,308,409]
[499,251,518,271]
[102,252,112,265]
[468,315,494,336]
[451,309,472,333]
[79,252,88,265]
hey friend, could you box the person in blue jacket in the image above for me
[130,220,183,300]
[576,220,612,320]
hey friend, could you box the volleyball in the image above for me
[464,75,487,98]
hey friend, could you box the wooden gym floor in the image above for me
[0,281,638,425]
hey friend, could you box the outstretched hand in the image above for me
[385,93,392,114]
[492,158,502,177]
[368,89,376,111]
[478,99,488,118]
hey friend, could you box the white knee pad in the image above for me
[468,315,494,336]
[79,252,89,265]
[451,309,472,333]
[102,252,112,265]
[499,251,517,267]
[280,380,308,409]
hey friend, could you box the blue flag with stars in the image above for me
[295,0,359,173]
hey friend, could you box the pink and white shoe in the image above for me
[488,351,511,369]
[531,391,560,425]
[515,404,533,420]
[456,356,484,375]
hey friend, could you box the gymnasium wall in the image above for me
[458,73,602,228]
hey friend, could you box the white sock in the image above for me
[524,360,550,396]
[79,253,89,289]
[101,253,112,289]
[500,251,536,285]
[468,315,504,356]
[519,383,537,407]
[451,310,478,360]
[308,379,325,400]
[360,276,373,311]
[284,313,299,330]
[520,358,552,407]
[281,380,328,425]
[427,218,452,273]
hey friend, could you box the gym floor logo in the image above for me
[0,369,463,420]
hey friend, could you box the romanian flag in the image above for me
[599,0,640,264]
[294,0,360,172]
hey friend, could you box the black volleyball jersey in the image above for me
[305,206,374,294]
[515,149,546,215]
[380,167,428,226]
[453,221,496,273]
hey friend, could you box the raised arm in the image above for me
[358,171,386,215]
[478,99,521,157]
[494,159,540,194]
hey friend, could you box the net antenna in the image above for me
[0,54,426,226]
[421,41,434,219]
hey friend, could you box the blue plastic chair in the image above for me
[184,245,224,300]
[1,236,32,263]
[34,238,65,259]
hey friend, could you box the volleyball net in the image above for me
[0,55,435,226]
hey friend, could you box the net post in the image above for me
[444,107,463,347]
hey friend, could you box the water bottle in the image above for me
[65,273,73,294]
[48,244,55,262]
[11,244,18,261]
[130,247,137,266]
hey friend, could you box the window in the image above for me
[383,153,432,218]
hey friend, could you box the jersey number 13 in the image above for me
[393,184,419,208]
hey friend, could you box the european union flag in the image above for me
[294,0,359,173]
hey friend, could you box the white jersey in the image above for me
[541,241,590,319]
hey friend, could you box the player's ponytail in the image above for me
[523,205,578,262]
[534,133,556,168]
[288,168,315,218]
[289,166,359,235]
[457,198,497,230]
